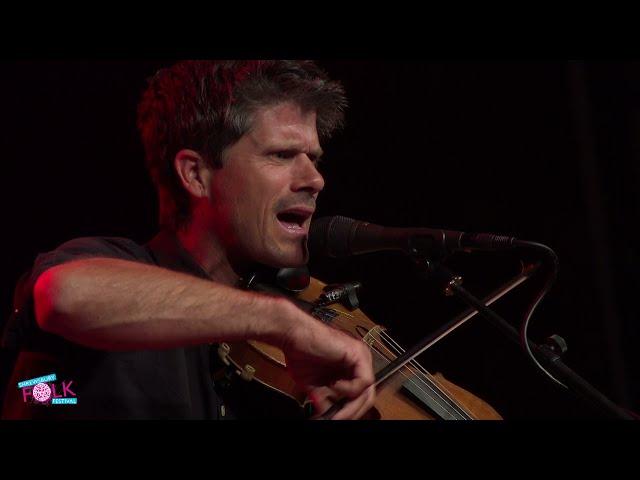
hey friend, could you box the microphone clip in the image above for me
[407,234,451,261]
[315,282,362,310]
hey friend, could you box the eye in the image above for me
[272,150,297,160]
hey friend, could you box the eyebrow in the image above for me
[267,144,324,159]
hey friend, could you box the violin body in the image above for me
[215,277,502,420]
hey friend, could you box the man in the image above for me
[1,60,375,419]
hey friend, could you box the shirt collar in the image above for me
[145,229,212,281]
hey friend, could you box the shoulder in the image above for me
[44,236,150,261]
[3,235,153,351]
[24,236,155,297]
[34,236,153,267]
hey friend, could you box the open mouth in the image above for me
[276,209,313,234]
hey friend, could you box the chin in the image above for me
[268,254,306,269]
[265,244,308,268]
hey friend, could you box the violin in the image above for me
[213,271,502,420]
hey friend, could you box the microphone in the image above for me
[308,215,517,259]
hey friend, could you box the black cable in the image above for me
[513,240,565,387]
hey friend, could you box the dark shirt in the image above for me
[1,230,229,419]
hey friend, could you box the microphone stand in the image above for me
[404,256,634,420]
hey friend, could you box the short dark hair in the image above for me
[137,60,347,231]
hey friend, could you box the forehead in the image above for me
[247,102,320,148]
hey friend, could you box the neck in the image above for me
[176,222,243,287]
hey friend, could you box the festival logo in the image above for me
[18,373,77,405]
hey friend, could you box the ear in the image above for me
[174,149,212,199]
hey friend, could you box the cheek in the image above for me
[228,183,273,235]
[214,166,288,231]
[237,172,283,214]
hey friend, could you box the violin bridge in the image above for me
[362,326,386,348]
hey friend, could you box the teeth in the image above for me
[280,220,301,228]
[276,210,311,234]
[278,215,304,232]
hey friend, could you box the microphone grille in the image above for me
[309,215,358,258]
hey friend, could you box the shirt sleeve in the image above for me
[30,237,151,281]
[2,237,153,351]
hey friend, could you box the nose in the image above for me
[291,155,325,195]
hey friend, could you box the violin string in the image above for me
[366,340,454,412]
[367,336,470,419]
[366,331,472,419]
[377,329,473,419]
[379,330,460,392]
[332,310,465,416]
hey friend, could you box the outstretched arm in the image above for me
[34,257,375,419]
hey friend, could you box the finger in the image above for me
[330,385,374,420]
[331,377,371,399]
[313,384,376,420]
[352,385,376,419]
[330,395,367,420]
[307,386,338,419]
[308,385,362,420]
[330,350,375,399]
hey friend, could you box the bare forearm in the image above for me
[34,258,292,351]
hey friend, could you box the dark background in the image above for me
[1,60,638,419]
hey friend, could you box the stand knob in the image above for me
[545,334,568,356]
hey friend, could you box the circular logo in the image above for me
[32,383,52,403]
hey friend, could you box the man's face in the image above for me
[207,101,325,268]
